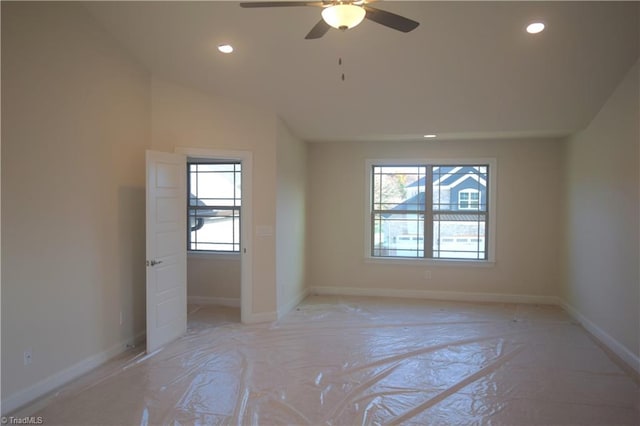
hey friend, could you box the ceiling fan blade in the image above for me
[305,19,331,39]
[240,1,323,7]
[363,6,420,33]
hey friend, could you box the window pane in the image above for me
[372,166,426,211]
[432,213,486,259]
[189,209,240,251]
[193,174,240,205]
[433,165,487,212]
[373,213,424,257]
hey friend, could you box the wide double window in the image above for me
[188,162,241,252]
[369,161,493,261]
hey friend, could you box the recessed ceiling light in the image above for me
[526,22,545,34]
[423,134,437,139]
[218,44,234,54]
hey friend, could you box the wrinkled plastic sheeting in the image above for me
[34,297,640,425]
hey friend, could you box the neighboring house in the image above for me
[404,166,487,211]
[382,166,487,258]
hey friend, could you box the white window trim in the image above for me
[364,158,497,265]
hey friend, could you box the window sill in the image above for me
[363,257,495,267]
[187,251,241,261]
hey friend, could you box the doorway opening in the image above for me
[178,148,253,325]
[187,158,241,324]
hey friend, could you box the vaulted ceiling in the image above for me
[85,1,639,142]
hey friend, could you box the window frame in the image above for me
[364,158,497,265]
[187,160,242,254]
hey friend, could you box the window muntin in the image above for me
[188,162,241,252]
[371,164,489,260]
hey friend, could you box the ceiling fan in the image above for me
[239,1,420,39]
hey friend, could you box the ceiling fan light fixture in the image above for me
[526,22,545,34]
[321,4,366,30]
[217,44,234,53]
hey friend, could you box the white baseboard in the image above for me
[187,296,240,308]
[309,286,639,374]
[243,310,277,324]
[561,300,640,375]
[1,330,145,416]
[187,297,279,323]
[310,286,560,305]
[278,287,310,319]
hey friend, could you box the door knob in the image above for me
[146,260,163,267]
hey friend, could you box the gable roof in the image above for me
[406,166,487,190]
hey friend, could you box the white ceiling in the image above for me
[84,1,639,142]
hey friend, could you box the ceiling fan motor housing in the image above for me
[239,1,420,39]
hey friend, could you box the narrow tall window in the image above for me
[188,162,241,252]
[370,163,490,260]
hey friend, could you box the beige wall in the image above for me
[179,113,308,314]
[1,1,150,408]
[150,78,278,316]
[1,2,295,410]
[563,60,639,360]
[276,118,308,316]
[187,255,240,301]
[307,138,564,299]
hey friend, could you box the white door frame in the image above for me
[176,147,253,323]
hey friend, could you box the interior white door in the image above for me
[145,150,187,353]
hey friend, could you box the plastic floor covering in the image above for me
[26,296,640,425]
